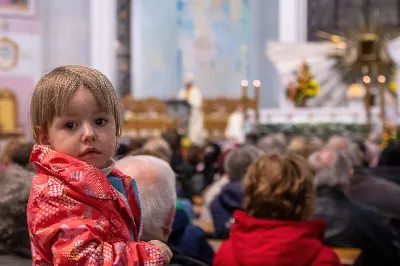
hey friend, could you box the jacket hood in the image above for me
[228,210,331,265]
[218,181,244,212]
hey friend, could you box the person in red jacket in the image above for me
[27,65,172,265]
[213,154,342,266]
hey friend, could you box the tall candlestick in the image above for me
[253,80,261,125]
[378,75,386,128]
[363,75,372,134]
[241,80,248,98]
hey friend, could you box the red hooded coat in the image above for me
[214,210,342,266]
[27,145,164,265]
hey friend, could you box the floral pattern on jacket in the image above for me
[27,145,164,266]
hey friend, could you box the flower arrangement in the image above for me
[381,124,399,150]
[389,80,397,96]
[286,62,320,107]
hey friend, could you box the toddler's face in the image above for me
[38,86,117,169]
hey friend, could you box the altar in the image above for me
[261,33,400,136]
[258,107,380,125]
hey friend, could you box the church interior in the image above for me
[2,1,400,265]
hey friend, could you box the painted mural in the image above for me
[177,0,251,97]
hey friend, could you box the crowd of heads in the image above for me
[1,64,400,265]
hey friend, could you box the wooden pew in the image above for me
[202,97,258,141]
[332,248,362,266]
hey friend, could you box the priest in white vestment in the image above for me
[177,73,204,145]
[224,104,245,143]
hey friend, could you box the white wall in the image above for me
[90,0,117,86]
[279,0,307,43]
[38,0,91,72]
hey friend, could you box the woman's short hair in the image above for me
[243,154,314,221]
[30,65,121,142]
[224,145,263,181]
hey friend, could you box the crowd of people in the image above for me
[1,65,400,265]
[2,129,400,265]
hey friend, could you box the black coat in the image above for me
[349,168,400,219]
[0,255,31,266]
[314,185,400,266]
[367,166,400,186]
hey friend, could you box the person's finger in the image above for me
[166,248,173,260]
[163,248,172,264]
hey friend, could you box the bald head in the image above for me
[318,150,336,169]
[326,136,350,152]
[309,149,336,171]
[115,155,176,242]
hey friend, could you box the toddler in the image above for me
[27,65,172,265]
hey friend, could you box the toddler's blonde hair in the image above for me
[30,65,121,142]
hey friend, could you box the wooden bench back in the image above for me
[120,96,174,138]
[202,97,258,139]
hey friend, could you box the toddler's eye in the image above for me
[64,122,77,130]
[94,118,107,126]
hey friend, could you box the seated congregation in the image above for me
[1,131,400,265]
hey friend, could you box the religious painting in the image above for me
[0,37,19,71]
[0,0,35,16]
[177,0,251,97]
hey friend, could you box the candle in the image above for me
[253,80,261,125]
[241,80,248,98]
[363,75,372,133]
[378,75,386,127]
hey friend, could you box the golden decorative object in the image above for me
[0,88,22,137]
[347,83,364,98]
[317,14,399,133]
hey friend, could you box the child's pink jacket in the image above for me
[27,145,164,265]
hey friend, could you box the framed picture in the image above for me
[0,0,36,17]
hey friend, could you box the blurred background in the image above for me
[3,2,400,266]
[1,0,400,146]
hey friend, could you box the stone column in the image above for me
[116,0,131,97]
[90,0,117,88]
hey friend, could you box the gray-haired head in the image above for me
[257,134,287,156]
[115,155,176,242]
[224,145,264,181]
[345,142,362,168]
[0,164,34,256]
[310,150,352,188]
